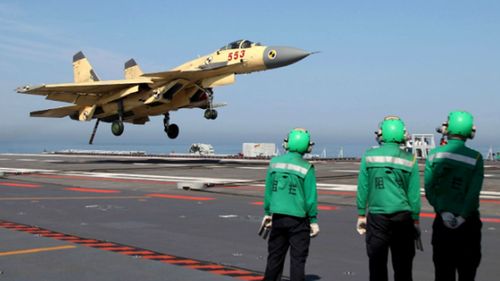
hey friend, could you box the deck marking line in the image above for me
[64,187,121,194]
[0,245,76,256]
[0,182,40,188]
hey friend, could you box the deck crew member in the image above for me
[356,116,421,281]
[425,111,483,281]
[262,128,319,281]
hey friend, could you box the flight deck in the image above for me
[0,153,499,280]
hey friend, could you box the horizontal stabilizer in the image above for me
[30,105,80,118]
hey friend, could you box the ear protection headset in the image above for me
[436,121,476,139]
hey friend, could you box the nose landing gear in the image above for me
[204,88,218,120]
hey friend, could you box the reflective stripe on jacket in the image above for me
[357,143,421,220]
[264,152,318,223]
[424,139,483,218]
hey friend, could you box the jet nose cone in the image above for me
[263,46,310,69]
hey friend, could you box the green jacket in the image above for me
[357,143,421,220]
[264,152,318,223]
[424,139,483,218]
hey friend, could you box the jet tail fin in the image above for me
[73,51,99,83]
[124,59,144,79]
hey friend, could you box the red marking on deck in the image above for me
[147,193,215,201]
[120,250,155,256]
[32,174,176,185]
[85,243,117,247]
[420,212,500,223]
[420,213,436,218]
[0,219,266,280]
[40,233,65,237]
[0,182,40,188]
[142,255,175,260]
[162,259,199,265]
[187,264,226,270]
[481,199,500,204]
[251,201,338,211]
[55,236,83,241]
[64,187,121,194]
[100,246,135,251]
[481,218,500,223]
[73,239,99,244]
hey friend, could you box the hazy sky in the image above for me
[1,1,499,155]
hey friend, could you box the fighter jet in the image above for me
[17,40,311,144]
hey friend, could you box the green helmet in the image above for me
[284,128,312,154]
[379,116,406,143]
[447,111,474,138]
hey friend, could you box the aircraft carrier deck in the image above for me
[0,153,499,280]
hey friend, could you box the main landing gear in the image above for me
[163,113,179,139]
[111,120,124,136]
[111,100,125,136]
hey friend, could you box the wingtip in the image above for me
[73,51,85,62]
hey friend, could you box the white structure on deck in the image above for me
[189,143,215,155]
[406,134,436,159]
[242,143,276,157]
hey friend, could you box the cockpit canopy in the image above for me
[219,40,260,51]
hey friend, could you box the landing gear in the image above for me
[204,88,218,120]
[88,119,101,144]
[111,100,125,136]
[163,113,179,139]
[111,120,124,136]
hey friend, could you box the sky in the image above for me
[1,1,499,156]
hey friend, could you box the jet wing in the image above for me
[17,78,152,96]
[30,105,80,118]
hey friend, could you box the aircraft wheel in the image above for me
[204,109,218,120]
[111,121,124,136]
[166,123,179,139]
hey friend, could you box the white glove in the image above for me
[310,223,320,237]
[357,216,367,235]
[441,212,465,229]
[261,215,272,228]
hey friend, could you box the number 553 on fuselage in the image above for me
[17,40,311,144]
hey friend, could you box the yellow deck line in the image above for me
[0,245,76,256]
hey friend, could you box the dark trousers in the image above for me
[264,214,310,281]
[366,212,416,281]
[432,214,482,281]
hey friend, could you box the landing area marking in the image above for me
[0,220,265,280]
